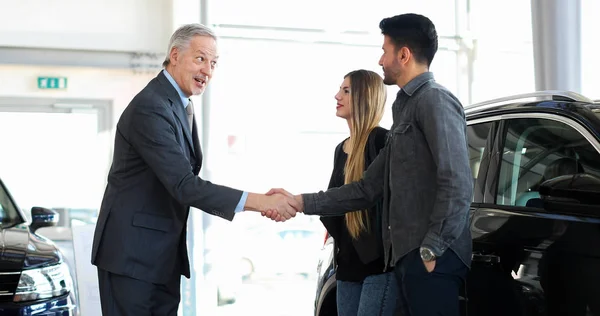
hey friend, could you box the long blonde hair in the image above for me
[343,70,386,239]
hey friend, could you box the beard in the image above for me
[383,73,396,85]
[382,67,399,85]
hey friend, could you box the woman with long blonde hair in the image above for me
[320,69,398,315]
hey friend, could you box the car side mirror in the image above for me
[30,207,59,233]
[539,173,600,216]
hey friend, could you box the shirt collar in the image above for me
[401,71,435,97]
[162,69,190,108]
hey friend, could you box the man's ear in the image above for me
[397,46,411,65]
[169,47,179,65]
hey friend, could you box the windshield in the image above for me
[0,180,24,228]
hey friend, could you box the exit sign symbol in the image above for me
[38,77,68,89]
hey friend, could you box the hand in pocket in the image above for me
[423,260,436,273]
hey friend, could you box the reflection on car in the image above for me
[0,178,78,315]
[314,91,600,316]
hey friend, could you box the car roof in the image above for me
[465,91,596,115]
[464,90,600,129]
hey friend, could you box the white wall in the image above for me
[0,0,172,52]
[0,64,154,122]
[0,65,156,208]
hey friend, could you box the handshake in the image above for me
[257,188,303,222]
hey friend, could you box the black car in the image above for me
[0,178,78,315]
[314,90,600,316]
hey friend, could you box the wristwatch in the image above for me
[420,247,436,262]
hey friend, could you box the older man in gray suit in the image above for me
[91,24,299,315]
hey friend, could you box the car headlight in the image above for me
[14,263,73,302]
[316,241,334,278]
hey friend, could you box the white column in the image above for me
[531,0,582,92]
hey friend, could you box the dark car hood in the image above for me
[0,224,61,272]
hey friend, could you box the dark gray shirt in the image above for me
[302,72,473,270]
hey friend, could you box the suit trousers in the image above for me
[97,268,181,316]
[394,249,468,316]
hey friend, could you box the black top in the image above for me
[320,126,389,282]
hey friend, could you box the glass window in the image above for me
[582,0,600,100]
[209,0,458,36]
[469,0,535,103]
[467,122,494,202]
[0,112,102,210]
[496,118,600,207]
[0,181,21,228]
[470,0,532,42]
[206,38,459,195]
[207,39,377,195]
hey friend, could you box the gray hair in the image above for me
[163,24,217,67]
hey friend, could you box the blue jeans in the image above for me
[394,249,467,316]
[337,271,398,316]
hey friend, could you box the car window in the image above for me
[0,181,22,228]
[496,118,600,207]
[467,122,494,202]
[278,230,314,240]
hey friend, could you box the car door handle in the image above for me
[472,253,500,263]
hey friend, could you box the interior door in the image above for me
[0,99,111,214]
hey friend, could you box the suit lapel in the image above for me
[156,72,195,156]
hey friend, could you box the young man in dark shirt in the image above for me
[267,13,473,316]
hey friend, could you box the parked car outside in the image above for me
[239,222,325,280]
[33,207,100,312]
[0,178,78,315]
[314,91,600,316]
[203,222,244,306]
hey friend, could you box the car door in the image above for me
[462,118,499,315]
[469,112,600,316]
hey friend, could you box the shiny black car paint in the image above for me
[314,99,600,316]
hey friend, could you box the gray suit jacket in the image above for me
[91,71,243,284]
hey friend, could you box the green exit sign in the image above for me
[37,77,67,89]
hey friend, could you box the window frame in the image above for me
[491,112,600,209]
[466,117,500,204]
[0,179,25,228]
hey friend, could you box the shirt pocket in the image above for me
[391,122,415,163]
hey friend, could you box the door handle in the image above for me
[472,253,500,263]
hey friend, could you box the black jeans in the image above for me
[394,249,468,316]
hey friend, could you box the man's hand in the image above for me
[244,192,301,222]
[265,188,294,198]
[261,188,304,221]
[262,193,300,222]
[423,260,436,273]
